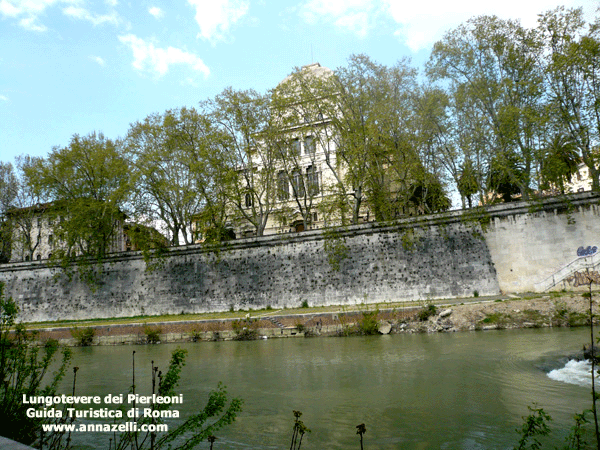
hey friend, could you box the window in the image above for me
[48,234,53,246]
[313,212,318,223]
[37,217,41,227]
[307,166,319,196]
[245,192,253,208]
[304,136,315,155]
[36,254,41,261]
[277,171,289,201]
[290,138,301,157]
[292,170,305,197]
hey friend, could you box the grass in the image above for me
[20,291,586,332]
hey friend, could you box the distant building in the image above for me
[6,202,127,263]
[230,63,369,238]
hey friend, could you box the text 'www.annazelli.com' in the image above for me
[42,423,168,433]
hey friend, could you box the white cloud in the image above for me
[0,0,121,31]
[298,0,598,52]
[105,0,118,6]
[62,5,120,26]
[19,16,48,31]
[0,0,71,31]
[384,0,599,52]
[119,34,210,79]
[187,0,249,44]
[148,6,164,19]
[90,55,105,66]
[0,95,8,102]
[299,0,375,38]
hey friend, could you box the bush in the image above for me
[358,310,379,335]
[143,325,162,344]
[0,282,72,446]
[70,326,95,346]
[232,318,258,341]
[417,303,437,321]
[301,300,309,308]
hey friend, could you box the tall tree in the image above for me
[208,88,278,237]
[428,15,547,201]
[537,6,600,191]
[26,132,130,261]
[126,108,229,245]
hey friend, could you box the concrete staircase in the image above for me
[535,251,600,292]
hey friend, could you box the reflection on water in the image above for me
[66,328,591,449]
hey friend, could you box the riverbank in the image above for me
[26,290,596,346]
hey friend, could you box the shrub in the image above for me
[473,290,479,298]
[301,300,309,308]
[143,325,162,344]
[232,318,258,341]
[358,310,379,335]
[417,303,437,321]
[70,326,95,346]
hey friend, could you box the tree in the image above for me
[208,88,278,237]
[428,15,547,201]
[0,162,17,262]
[0,282,72,446]
[126,109,229,246]
[4,156,49,262]
[25,133,131,262]
[536,6,600,192]
[539,134,580,194]
[457,159,480,208]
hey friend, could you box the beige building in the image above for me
[7,203,127,263]
[230,63,366,238]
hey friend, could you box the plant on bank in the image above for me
[0,282,72,447]
[111,348,243,450]
[417,303,437,321]
[70,327,95,346]
[231,318,258,340]
[143,325,162,344]
[289,410,310,450]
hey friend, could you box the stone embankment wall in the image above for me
[0,192,598,322]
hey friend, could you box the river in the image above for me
[64,327,592,449]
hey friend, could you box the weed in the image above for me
[357,310,379,335]
[480,312,511,328]
[70,327,95,346]
[190,329,202,342]
[143,325,162,344]
[232,318,258,340]
[417,303,437,321]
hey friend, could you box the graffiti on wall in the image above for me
[566,270,600,287]
[577,246,598,257]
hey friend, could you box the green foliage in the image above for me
[357,310,379,335]
[143,325,162,344]
[481,312,511,328]
[0,282,72,446]
[301,300,309,309]
[289,410,310,450]
[514,405,552,450]
[322,228,349,272]
[417,303,437,321]
[70,326,95,346]
[112,348,243,450]
[231,318,258,340]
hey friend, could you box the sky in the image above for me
[0,0,598,166]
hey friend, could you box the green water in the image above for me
[66,327,591,449]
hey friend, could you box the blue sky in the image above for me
[0,0,597,165]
